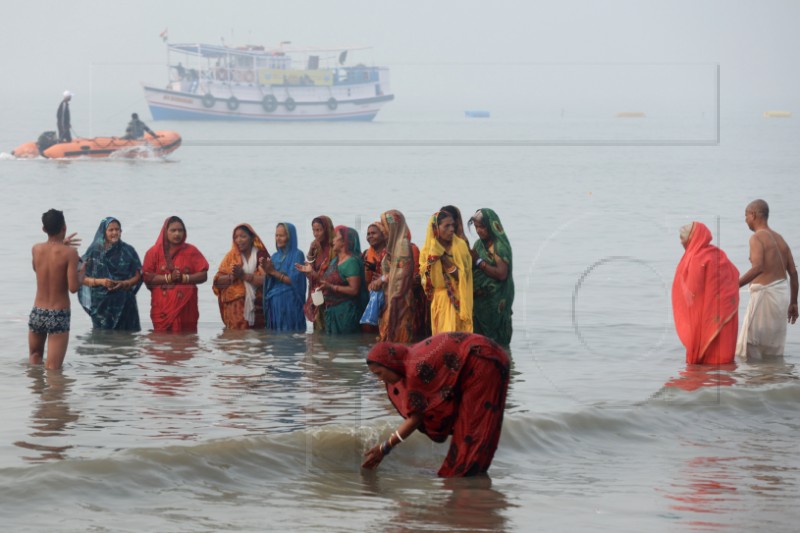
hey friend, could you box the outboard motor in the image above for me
[36,131,59,154]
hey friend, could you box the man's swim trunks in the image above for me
[28,307,71,334]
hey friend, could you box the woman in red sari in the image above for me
[362,332,509,477]
[672,221,739,364]
[297,215,334,332]
[142,216,209,332]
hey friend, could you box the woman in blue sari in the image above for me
[79,217,143,330]
[262,222,307,331]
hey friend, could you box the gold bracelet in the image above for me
[183,274,190,284]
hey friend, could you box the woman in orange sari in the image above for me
[672,222,739,364]
[298,215,335,332]
[212,224,270,329]
[142,216,209,332]
[372,210,417,342]
[362,220,387,334]
[363,221,387,287]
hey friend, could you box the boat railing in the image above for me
[168,63,385,93]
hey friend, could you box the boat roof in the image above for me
[168,43,370,58]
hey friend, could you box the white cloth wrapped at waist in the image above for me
[735,278,789,358]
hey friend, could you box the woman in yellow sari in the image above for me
[420,211,473,334]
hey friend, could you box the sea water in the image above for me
[0,112,799,532]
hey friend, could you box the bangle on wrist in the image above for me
[380,440,392,456]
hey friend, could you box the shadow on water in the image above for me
[649,355,798,402]
[359,474,512,532]
[138,331,205,397]
[14,367,80,462]
[652,356,800,531]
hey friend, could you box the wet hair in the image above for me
[468,209,484,230]
[41,209,65,236]
[234,224,254,238]
[132,113,139,119]
[747,199,769,220]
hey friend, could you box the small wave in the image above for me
[0,424,438,496]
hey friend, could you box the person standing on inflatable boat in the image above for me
[56,91,72,142]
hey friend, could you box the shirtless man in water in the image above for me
[29,209,82,369]
[736,199,799,357]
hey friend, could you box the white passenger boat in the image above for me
[143,43,394,122]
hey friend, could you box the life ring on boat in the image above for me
[326,97,338,111]
[243,71,255,83]
[202,93,216,108]
[262,95,278,113]
[227,96,240,111]
[215,68,228,81]
[284,97,296,112]
[232,70,243,82]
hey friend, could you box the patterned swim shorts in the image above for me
[28,307,71,334]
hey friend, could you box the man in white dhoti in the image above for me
[736,199,798,358]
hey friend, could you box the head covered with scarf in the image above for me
[380,210,416,340]
[78,216,143,329]
[420,211,473,322]
[672,221,739,363]
[264,222,307,310]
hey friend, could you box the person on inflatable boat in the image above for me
[122,113,156,140]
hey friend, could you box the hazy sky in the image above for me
[3,0,799,117]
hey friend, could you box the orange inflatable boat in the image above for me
[11,130,181,159]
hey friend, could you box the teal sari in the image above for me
[79,217,143,330]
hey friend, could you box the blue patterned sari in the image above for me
[79,217,143,330]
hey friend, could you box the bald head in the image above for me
[747,199,769,220]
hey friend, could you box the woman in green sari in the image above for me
[469,209,514,345]
[316,226,367,334]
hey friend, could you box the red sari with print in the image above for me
[368,332,509,477]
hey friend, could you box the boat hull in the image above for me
[11,131,181,159]
[144,85,393,122]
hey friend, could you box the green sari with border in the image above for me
[472,209,514,345]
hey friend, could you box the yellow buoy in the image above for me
[763,111,791,118]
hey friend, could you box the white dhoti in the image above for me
[735,279,789,358]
